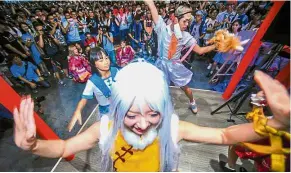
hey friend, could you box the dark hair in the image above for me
[19,22,30,34]
[134,14,141,21]
[229,19,242,33]
[89,47,110,75]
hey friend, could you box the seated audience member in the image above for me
[128,14,144,51]
[84,32,98,49]
[116,40,135,67]
[68,45,91,83]
[10,55,50,93]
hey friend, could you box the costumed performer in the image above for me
[145,0,243,114]
[67,47,118,132]
[13,60,290,172]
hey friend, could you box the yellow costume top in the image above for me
[110,131,160,172]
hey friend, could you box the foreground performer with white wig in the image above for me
[14,60,290,171]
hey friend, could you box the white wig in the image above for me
[100,60,179,171]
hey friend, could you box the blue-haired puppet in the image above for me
[67,47,118,132]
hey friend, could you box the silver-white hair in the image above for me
[100,60,179,171]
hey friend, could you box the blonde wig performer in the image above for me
[13,61,290,172]
[145,0,243,114]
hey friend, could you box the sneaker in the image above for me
[189,101,198,114]
[58,80,66,86]
[32,89,38,94]
[219,154,236,172]
[67,75,73,79]
[207,64,212,70]
[206,71,213,77]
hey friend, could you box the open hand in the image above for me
[254,70,290,127]
[14,96,37,151]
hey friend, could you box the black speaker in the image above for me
[262,1,290,46]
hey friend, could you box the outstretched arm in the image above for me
[14,96,101,158]
[144,0,159,25]
[178,71,290,144]
[192,44,216,55]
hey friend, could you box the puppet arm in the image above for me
[179,71,290,144]
[178,118,285,145]
[13,97,101,158]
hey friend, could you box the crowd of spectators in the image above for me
[0,0,273,94]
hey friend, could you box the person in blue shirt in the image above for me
[96,26,117,67]
[128,14,144,51]
[10,55,50,94]
[19,22,49,76]
[235,5,249,27]
[62,11,81,44]
[189,10,207,46]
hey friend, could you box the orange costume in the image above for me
[111,131,160,172]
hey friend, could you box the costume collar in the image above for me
[122,127,158,150]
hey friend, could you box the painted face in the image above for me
[178,13,192,31]
[94,52,110,71]
[124,101,161,135]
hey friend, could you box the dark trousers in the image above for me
[24,80,50,94]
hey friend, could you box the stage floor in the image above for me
[0,60,254,172]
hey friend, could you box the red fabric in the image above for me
[84,37,98,48]
[68,55,92,83]
[113,9,119,16]
[234,139,290,172]
[116,46,135,67]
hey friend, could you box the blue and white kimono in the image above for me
[154,16,197,87]
[81,67,118,119]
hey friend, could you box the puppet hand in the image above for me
[254,70,290,127]
[14,96,37,151]
[210,29,243,52]
[67,111,82,132]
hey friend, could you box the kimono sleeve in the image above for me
[154,15,166,35]
[81,80,95,99]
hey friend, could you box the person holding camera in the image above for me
[10,54,50,94]
[46,14,70,79]
[97,26,117,67]
[86,10,98,36]
[34,22,66,86]
[128,14,144,51]
[62,11,81,45]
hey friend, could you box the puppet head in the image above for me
[208,29,244,52]
[100,60,179,171]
